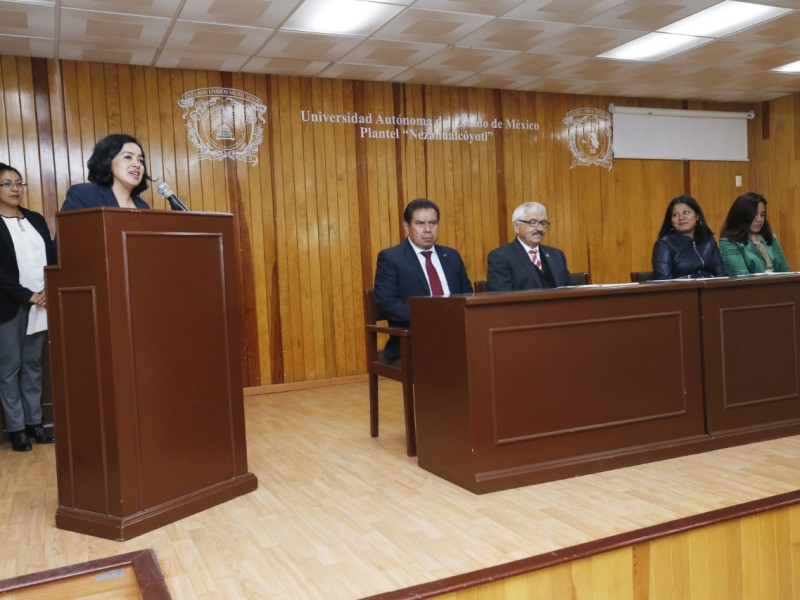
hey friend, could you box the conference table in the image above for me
[408,274,800,493]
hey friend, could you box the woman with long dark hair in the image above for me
[719,192,790,275]
[651,194,726,280]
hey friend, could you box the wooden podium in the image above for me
[45,208,257,540]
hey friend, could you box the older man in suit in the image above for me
[487,201,571,291]
[374,198,472,361]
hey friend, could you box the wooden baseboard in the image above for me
[244,374,368,396]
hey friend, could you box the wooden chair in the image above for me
[630,270,656,282]
[363,289,416,457]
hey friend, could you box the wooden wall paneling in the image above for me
[463,88,486,283]
[1,57,26,184]
[16,59,42,218]
[116,65,136,141]
[262,75,284,384]
[295,76,322,380]
[169,70,191,211]
[0,58,8,160]
[155,67,177,210]
[280,75,306,380]
[491,90,507,254]
[222,71,258,387]
[232,73,269,385]
[311,76,337,378]
[332,79,361,374]
[141,67,162,207]
[89,62,109,144]
[103,63,122,134]
[318,78,345,376]
[439,87,457,249]
[181,69,204,212]
[32,59,59,228]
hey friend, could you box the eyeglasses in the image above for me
[0,181,27,189]
[516,218,550,229]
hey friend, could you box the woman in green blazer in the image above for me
[719,192,791,275]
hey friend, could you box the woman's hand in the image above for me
[29,291,47,308]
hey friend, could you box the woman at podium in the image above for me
[61,133,152,211]
[0,162,58,451]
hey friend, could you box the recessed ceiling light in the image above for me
[659,1,791,38]
[771,59,800,73]
[598,1,793,62]
[284,0,405,36]
[598,32,711,62]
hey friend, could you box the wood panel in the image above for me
[382,501,800,600]
[1,55,797,384]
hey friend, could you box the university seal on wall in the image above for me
[563,108,612,170]
[179,87,267,164]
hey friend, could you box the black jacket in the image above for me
[0,207,58,323]
[652,231,727,280]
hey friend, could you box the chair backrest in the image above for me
[473,280,487,293]
[631,270,656,283]
[364,288,379,325]
[569,271,591,285]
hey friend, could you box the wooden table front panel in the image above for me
[700,275,800,435]
[411,284,707,493]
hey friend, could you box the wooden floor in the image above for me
[2,380,800,599]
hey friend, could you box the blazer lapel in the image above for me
[403,239,430,293]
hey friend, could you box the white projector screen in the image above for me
[611,106,751,162]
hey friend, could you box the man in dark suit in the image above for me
[374,198,472,361]
[487,201,571,291]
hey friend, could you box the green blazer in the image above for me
[719,235,791,275]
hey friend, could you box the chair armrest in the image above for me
[365,324,410,337]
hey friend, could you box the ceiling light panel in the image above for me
[283,0,405,36]
[659,1,792,38]
[598,31,711,61]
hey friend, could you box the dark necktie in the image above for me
[421,250,444,296]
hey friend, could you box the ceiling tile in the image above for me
[372,8,494,44]
[166,21,272,54]
[258,31,362,61]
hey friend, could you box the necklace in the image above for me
[1,214,25,231]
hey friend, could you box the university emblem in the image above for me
[563,108,613,170]
[179,87,267,164]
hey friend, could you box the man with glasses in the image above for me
[486,201,571,291]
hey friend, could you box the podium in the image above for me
[45,208,257,540]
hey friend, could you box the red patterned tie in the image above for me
[530,248,542,270]
[421,250,444,296]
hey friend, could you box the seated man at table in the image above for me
[374,198,472,362]
[487,201,571,291]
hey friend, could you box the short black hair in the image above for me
[720,192,774,245]
[403,198,440,224]
[657,194,715,242]
[0,162,21,180]
[87,133,151,196]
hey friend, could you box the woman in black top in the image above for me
[651,195,727,280]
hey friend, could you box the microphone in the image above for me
[156,182,189,211]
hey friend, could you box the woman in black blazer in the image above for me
[61,133,152,210]
[0,162,57,451]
